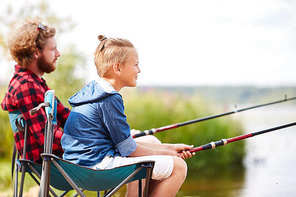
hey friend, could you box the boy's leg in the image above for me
[126,135,161,197]
[149,156,187,197]
[126,156,187,197]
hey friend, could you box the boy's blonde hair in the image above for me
[94,35,134,77]
[8,18,56,67]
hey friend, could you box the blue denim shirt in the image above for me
[61,78,137,167]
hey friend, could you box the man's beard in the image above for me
[37,55,56,73]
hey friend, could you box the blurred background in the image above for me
[0,0,296,196]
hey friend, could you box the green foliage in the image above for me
[0,160,12,194]
[0,110,13,158]
[0,87,14,159]
[123,89,246,174]
[0,160,42,196]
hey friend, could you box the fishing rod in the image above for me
[133,95,296,138]
[188,121,296,153]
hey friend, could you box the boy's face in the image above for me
[119,48,140,87]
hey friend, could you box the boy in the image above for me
[61,35,194,197]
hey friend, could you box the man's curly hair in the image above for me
[8,18,56,67]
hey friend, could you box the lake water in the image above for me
[179,104,296,197]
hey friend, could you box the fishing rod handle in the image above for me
[133,129,156,138]
[189,139,228,153]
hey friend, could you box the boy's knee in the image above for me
[173,157,187,179]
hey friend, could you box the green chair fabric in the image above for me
[23,155,154,192]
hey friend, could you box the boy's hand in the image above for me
[170,144,195,159]
[178,150,195,159]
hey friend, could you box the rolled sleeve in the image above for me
[116,135,137,156]
[101,94,136,156]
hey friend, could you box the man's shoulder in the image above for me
[11,72,36,85]
[7,73,42,96]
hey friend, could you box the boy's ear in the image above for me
[113,63,121,74]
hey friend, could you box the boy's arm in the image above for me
[129,142,177,157]
[136,141,191,150]
[129,142,194,159]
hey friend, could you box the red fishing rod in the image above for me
[188,121,296,153]
[133,95,296,138]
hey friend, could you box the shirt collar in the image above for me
[95,77,116,93]
[14,65,45,84]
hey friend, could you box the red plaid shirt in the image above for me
[1,65,70,163]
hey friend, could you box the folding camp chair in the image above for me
[35,90,155,197]
[9,112,65,197]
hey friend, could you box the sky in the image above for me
[1,0,296,87]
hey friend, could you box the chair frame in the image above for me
[12,115,64,197]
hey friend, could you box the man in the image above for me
[1,19,70,163]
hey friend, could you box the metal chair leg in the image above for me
[13,163,19,197]
[143,164,153,197]
[39,158,51,197]
[104,167,143,197]
[18,164,26,197]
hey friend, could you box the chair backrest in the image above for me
[8,110,25,178]
[8,110,28,161]
[8,111,24,134]
[44,90,57,126]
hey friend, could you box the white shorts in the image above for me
[92,155,174,180]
